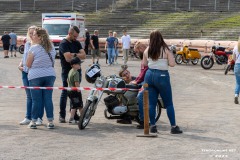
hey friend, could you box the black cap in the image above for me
[70,57,82,65]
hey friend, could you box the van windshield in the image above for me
[43,24,70,36]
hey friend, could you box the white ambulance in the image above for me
[42,13,85,54]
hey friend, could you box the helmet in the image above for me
[85,64,101,83]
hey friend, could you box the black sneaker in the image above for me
[136,121,144,129]
[74,114,80,121]
[150,125,158,133]
[59,116,66,123]
[234,97,239,104]
[171,126,183,134]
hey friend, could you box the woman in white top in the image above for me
[26,27,56,129]
[232,37,240,104]
[142,30,182,134]
[18,26,44,126]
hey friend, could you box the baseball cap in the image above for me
[70,57,82,65]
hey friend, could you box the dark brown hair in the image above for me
[148,30,169,60]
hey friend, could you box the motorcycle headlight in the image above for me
[95,77,105,88]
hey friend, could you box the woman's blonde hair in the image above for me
[26,25,37,42]
[34,27,53,53]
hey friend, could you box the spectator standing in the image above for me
[90,30,100,64]
[105,30,115,66]
[59,26,86,123]
[18,26,44,126]
[233,37,240,104]
[67,57,83,124]
[85,29,90,55]
[121,30,131,65]
[1,31,11,58]
[131,42,149,129]
[26,27,56,129]
[142,30,182,134]
[113,31,119,64]
[9,30,17,57]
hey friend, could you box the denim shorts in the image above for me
[68,91,83,109]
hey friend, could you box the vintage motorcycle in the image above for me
[224,54,235,75]
[175,45,201,65]
[78,64,163,130]
[201,46,233,70]
[18,38,27,54]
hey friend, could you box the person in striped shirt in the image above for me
[26,27,56,129]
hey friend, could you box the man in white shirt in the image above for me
[121,30,131,65]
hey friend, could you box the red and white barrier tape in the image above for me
[0,86,141,91]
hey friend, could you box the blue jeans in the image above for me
[234,63,240,95]
[115,48,119,61]
[59,69,82,118]
[22,71,44,120]
[107,48,115,64]
[144,69,176,126]
[29,76,55,122]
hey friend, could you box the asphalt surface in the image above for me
[0,52,239,160]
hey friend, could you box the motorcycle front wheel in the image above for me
[224,65,231,75]
[201,56,214,70]
[191,59,199,65]
[78,100,95,130]
[175,54,183,64]
[155,99,163,123]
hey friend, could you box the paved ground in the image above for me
[0,52,239,160]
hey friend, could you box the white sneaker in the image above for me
[19,118,31,125]
[36,118,43,126]
[69,118,77,125]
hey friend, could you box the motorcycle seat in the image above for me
[189,48,198,51]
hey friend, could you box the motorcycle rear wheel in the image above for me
[78,100,95,130]
[18,45,24,54]
[175,54,183,64]
[201,56,214,70]
[191,59,199,65]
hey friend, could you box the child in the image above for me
[67,57,83,124]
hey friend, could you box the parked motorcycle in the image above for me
[224,54,235,75]
[18,38,27,54]
[201,46,233,70]
[78,64,163,130]
[169,44,177,57]
[175,45,201,65]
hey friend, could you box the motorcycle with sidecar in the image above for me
[78,64,164,130]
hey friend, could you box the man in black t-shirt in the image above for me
[90,30,100,64]
[1,31,11,58]
[59,26,86,123]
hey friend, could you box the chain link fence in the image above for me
[0,0,239,12]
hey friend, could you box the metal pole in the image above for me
[214,0,217,11]
[112,0,114,11]
[96,0,97,12]
[189,0,191,11]
[228,0,230,11]
[175,0,177,11]
[137,0,139,10]
[20,0,22,11]
[33,0,35,11]
[150,0,152,11]
[72,0,74,11]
